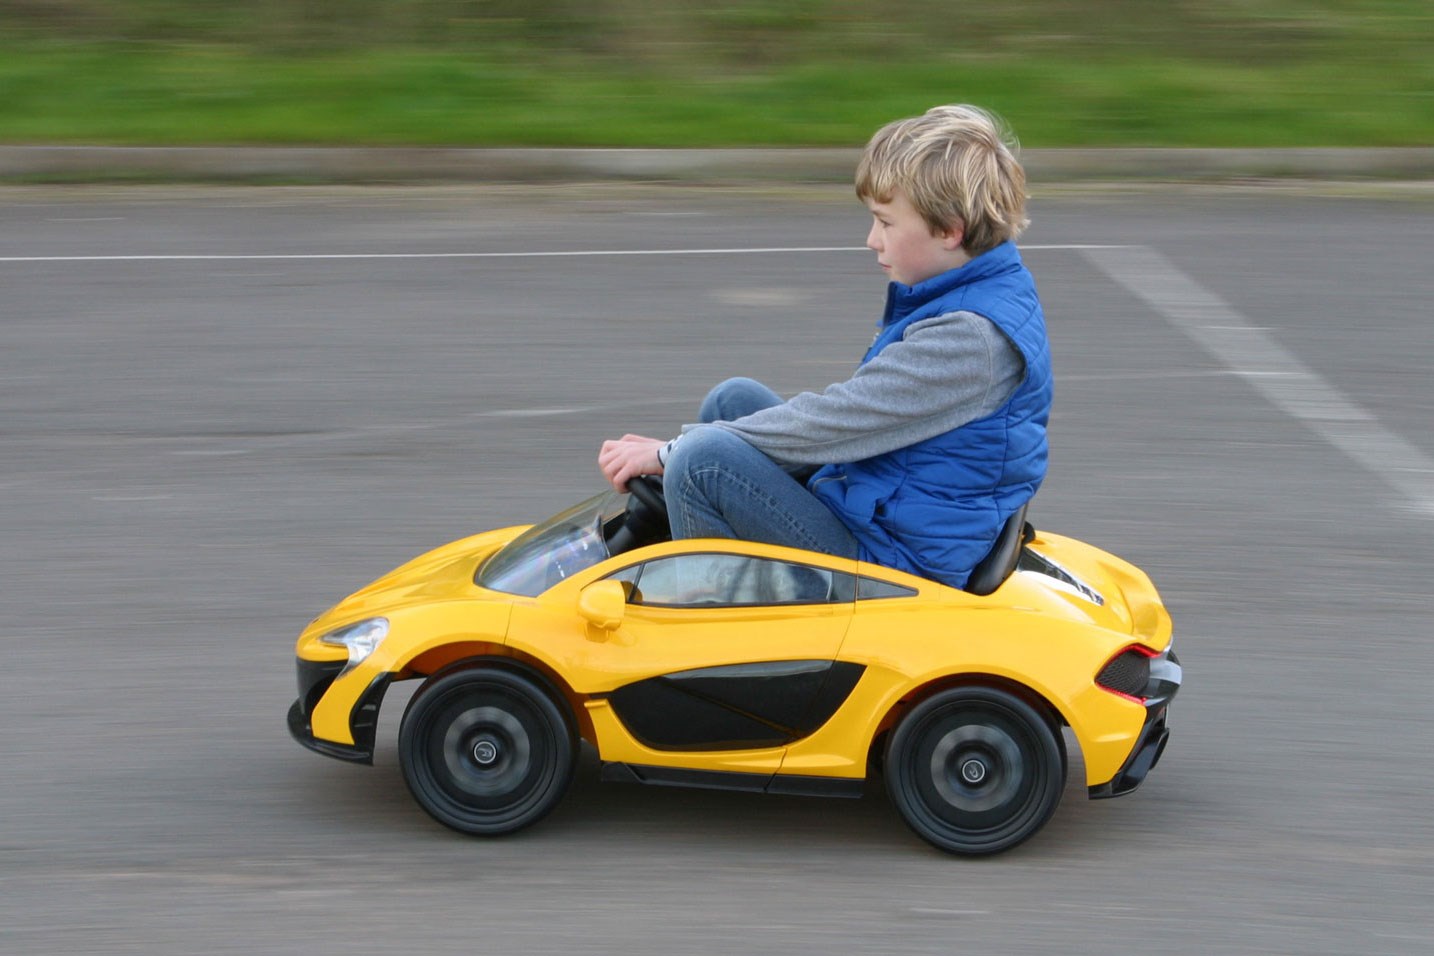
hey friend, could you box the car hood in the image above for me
[309,525,527,630]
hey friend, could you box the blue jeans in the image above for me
[665,378,858,559]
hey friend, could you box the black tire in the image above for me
[885,686,1065,856]
[399,667,576,836]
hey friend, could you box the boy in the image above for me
[598,104,1051,590]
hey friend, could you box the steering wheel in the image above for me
[626,474,667,517]
[605,475,670,554]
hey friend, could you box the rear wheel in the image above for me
[399,667,576,835]
[885,686,1064,855]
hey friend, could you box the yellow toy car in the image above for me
[288,479,1179,855]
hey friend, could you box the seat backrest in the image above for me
[964,502,1032,596]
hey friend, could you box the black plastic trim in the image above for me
[287,698,374,765]
[349,673,393,757]
[1096,650,1151,698]
[600,761,864,798]
[607,660,866,751]
[1088,704,1172,799]
[765,774,866,798]
[296,657,345,717]
[288,655,394,766]
[806,661,865,731]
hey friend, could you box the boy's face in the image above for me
[864,188,969,286]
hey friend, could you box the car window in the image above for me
[857,576,918,600]
[616,553,853,607]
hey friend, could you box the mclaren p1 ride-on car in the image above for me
[288,478,1179,856]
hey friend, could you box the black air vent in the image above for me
[1096,650,1150,698]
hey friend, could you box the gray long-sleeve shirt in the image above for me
[680,310,1025,466]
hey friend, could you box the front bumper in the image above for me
[286,656,392,765]
[1089,647,1181,799]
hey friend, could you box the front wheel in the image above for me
[885,686,1065,856]
[399,667,576,836]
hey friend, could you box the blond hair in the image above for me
[855,104,1029,256]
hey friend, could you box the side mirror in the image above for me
[577,579,628,631]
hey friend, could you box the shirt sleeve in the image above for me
[689,310,1026,466]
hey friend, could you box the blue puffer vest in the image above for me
[808,241,1052,589]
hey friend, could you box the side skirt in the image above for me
[600,761,865,799]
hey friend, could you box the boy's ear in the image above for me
[938,221,966,250]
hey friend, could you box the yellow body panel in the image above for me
[294,521,1170,789]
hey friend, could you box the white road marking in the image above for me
[30,236,1422,514]
[1059,368,1243,383]
[1,246,858,263]
[156,401,694,456]
[480,407,590,418]
[1083,244,1434,517]
[0,243,1116,264]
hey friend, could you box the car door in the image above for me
[583,549,861,752]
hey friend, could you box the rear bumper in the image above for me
[1089,647,1181,799]
[1088,705,1171,798]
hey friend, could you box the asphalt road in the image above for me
[3,183,1432,955]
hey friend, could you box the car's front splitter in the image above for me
[287,656,393,766]
[288,699,374,764]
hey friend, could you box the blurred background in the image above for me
[4,4,1434,955]
[1,0,1431,148]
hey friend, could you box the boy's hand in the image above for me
[598,434,666,492]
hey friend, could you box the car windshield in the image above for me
[476,492,627,597]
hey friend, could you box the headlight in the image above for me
[319,617,389,677]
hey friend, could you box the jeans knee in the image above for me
[699,377,779,423]
[664,424,739,482]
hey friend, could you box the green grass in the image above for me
[1,2,1431,147]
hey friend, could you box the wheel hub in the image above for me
[929,723,1023,812]
[441,705,532,797]
[472,736,500,766]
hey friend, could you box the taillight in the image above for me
[1096,645,1158,702]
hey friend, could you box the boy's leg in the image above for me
[697,376,816,481]
[664,426,857,559]
[698,377,783,423]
